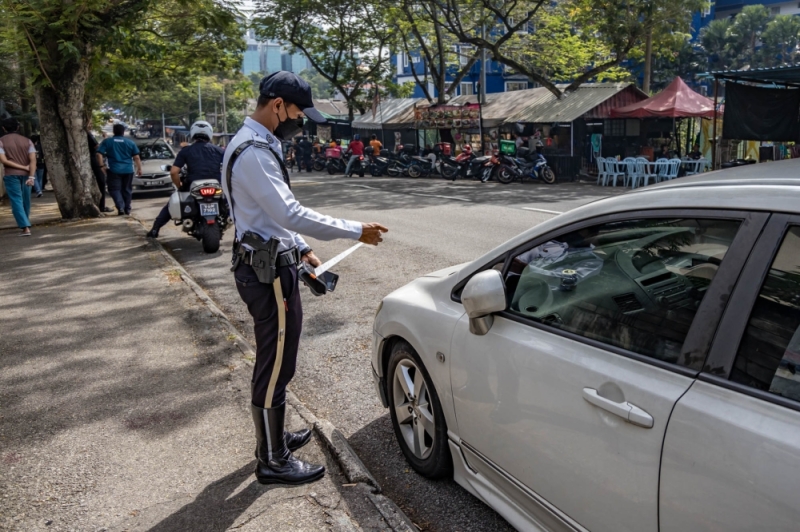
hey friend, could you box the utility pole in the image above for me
[222,82,228,135]
[198,78,203,118]
[162,111,166,141]
[214,99,218,131]
[479,22,487,154]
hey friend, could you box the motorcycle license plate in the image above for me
[200,203,219,216]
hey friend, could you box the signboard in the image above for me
[414,103,481,130]
[317,125,332,142]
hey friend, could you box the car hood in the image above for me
[140,159,173,175]
[421,262,469,279]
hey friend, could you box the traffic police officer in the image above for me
[146,121,224,238]
[222,71,387,486]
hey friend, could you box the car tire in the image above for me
[387,341,452,480]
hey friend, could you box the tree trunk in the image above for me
[643,29,653,94]
[34,60,100,219]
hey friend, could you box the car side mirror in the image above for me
[462,270,507,335]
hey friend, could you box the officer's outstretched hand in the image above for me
[359,223,388,246]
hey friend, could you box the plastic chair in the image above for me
[655,158,669,182]
[623,157,640,187]
[637,157,659,187]
[596,157,607,185]
[604,159,625,187]
[662,159,681,181]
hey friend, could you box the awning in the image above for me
[351,99,424,130]
[708,64,800,85]
[506,83,646,124]
[610,77,716,118]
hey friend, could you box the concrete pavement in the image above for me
[0,216,413,531]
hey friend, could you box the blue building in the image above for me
[692,1,800,37]
[392,46,533,99]
[242,27,308,76]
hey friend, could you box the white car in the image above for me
[132,138,175,195]
[372,160,800,532]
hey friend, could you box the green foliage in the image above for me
[253,0,395,119]
[299,69,336,99]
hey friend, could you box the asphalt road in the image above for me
[131,173,624,532]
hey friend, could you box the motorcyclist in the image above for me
[344,134,365,177]
[146,121,224,238]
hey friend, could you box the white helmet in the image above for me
[190,120,213,141]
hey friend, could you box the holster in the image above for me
[231,231,280,284]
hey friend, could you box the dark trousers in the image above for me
[303,156,311,172]
[235,263,302,408]
[153,204,172,232]
[107,171,133,213]
[92,168,107,211]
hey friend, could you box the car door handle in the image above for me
[582,388,654,428]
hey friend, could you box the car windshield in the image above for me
[136,140,173,160]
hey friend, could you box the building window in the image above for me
[771,6,780,15]
[403,54,409,67]
[412,55,421,63]
[459,45,473,66]
[505,81,527,92]
[604,119,625,137]
[460,82,474,96]
[703,4,711,16]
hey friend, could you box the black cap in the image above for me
[259,71,326,124]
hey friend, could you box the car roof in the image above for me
[464,158,800,276]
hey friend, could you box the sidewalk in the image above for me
[0,191,63,230]
[0,216,410,531]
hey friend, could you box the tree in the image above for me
[389,0,480,104]
[761,15,800,66]
[299,69,336,99]
[254,0,395,120]
[700,19,734,70]
[427,0,701,99]
[727,4,771,68]
[1,0,243,218]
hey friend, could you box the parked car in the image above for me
[132,138,176,195]
[372,159,800,532]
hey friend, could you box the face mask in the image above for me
[274,103,304,141]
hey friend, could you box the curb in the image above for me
[134,220,416,532]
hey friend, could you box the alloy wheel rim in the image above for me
[393,359,435,459]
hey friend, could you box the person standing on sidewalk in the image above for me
[223,71,387,487]
[97,123,142,215]
[87,126,113,213]
[0,118,36,236]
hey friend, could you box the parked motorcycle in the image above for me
[368,151,392,177]
[497,147,556,184]
[326,154,347,174]
[168,179,231,253]
[440,152,495,182]
[312,153,326,171]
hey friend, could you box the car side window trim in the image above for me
[698,372,800,414]
[704,214,795,378]
[452,208,767,376]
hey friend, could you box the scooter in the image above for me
[168,179,231,253]
[368,151,392,177]
[441,153,495,182]
[344,153,367,177]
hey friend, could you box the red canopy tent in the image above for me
[610,77,717,118]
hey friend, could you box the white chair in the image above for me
[655,158,669,182]
[603,158,626,186]
[636,157,659,187]
[623,157,639,187]
[662,159,681,181]
[596,157,608,185]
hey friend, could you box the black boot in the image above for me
[250,383,310,452]
[251,403,325,485]
[146,228,159,238]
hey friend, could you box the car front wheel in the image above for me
[387,341,452,479]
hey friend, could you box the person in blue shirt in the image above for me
[146,121,224,238]
[96,124,142,215]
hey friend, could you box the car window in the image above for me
[731,226,800,403]
[137,141,173,160]
[505,218,741,366]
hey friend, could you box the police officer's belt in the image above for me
[238,246,300,268]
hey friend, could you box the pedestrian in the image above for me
[86,124,113,213]
[344,134,364,177]
[222,71,387,486]
[369,134,382,156]
[0,118,36,236]
[30,134,45,197]
[298,136,313,172]
[146,121,224,238]
[97,123,142,215]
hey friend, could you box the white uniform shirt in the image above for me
[222,117,362,252]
